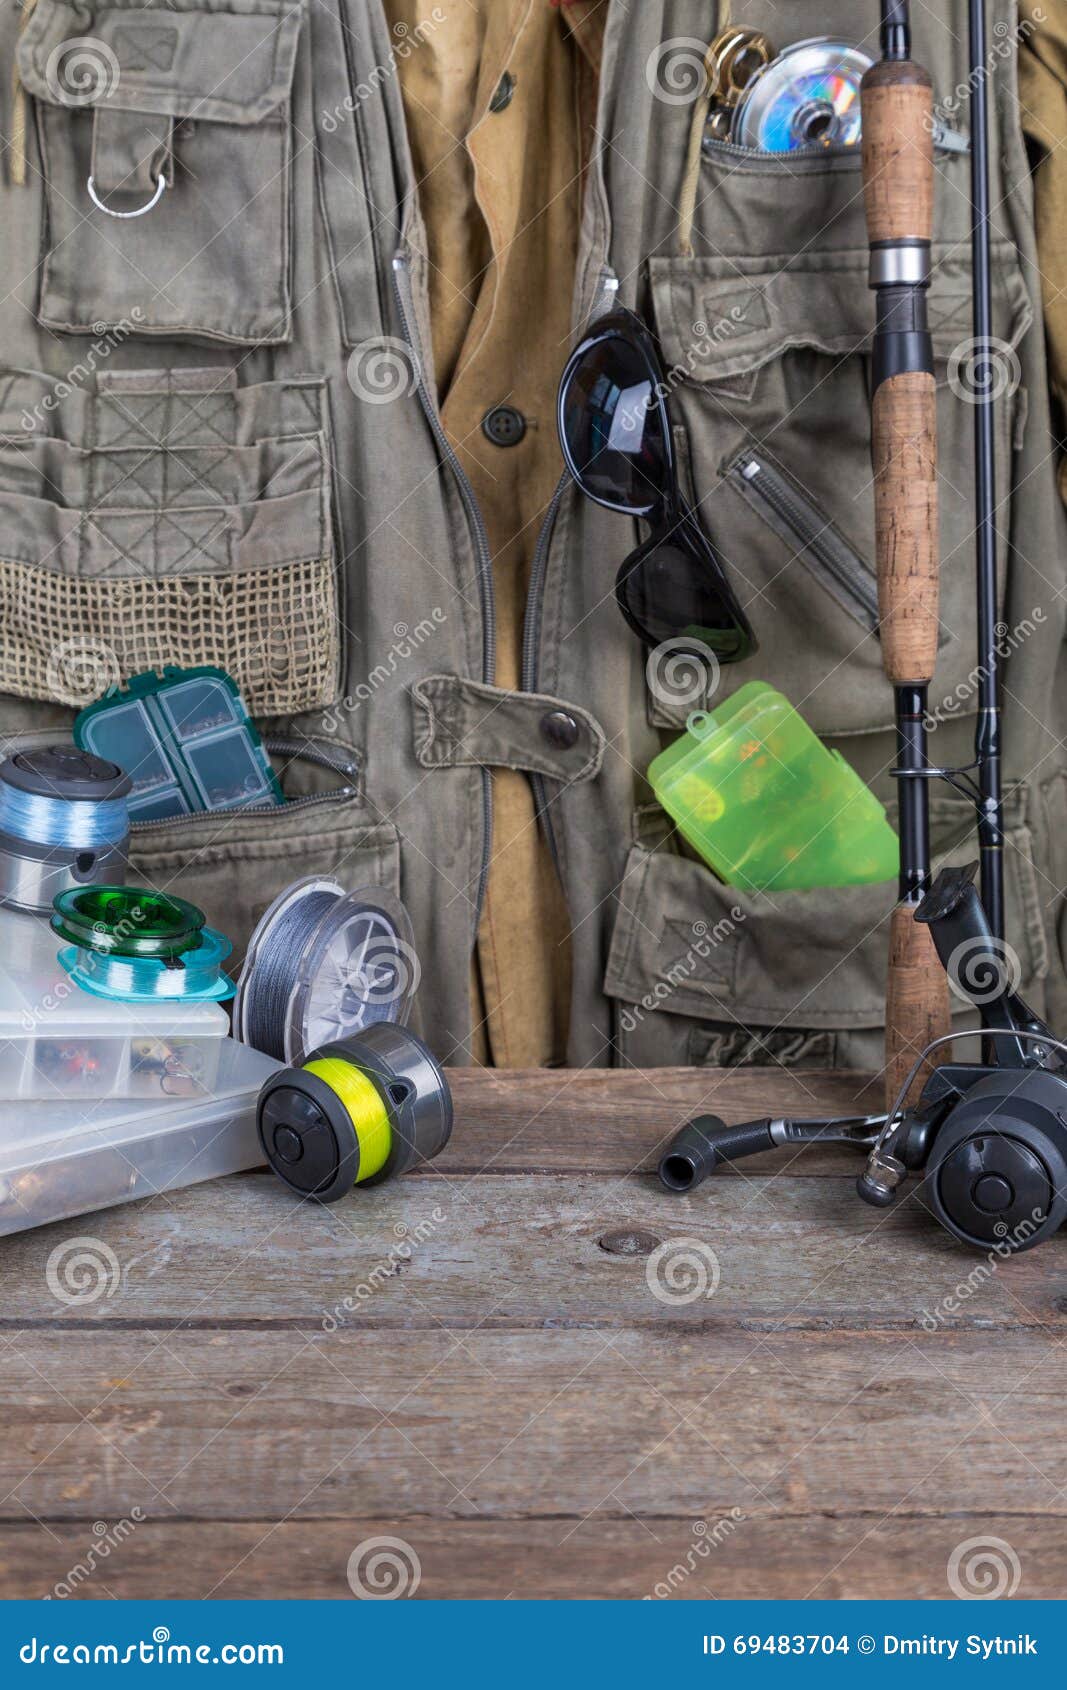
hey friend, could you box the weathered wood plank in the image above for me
[0,1329,1064,1524]
[1,1170,1059,1329]
[0,1513,1059,1601]
[436,1067,881,1175]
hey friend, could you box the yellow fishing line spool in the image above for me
[256,1023,453,1203]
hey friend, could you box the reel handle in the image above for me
[658,1114,885,1193]
[658,1115,771,1191]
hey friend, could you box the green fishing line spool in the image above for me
[52,885,235,1002]
[256,1022,453,1203]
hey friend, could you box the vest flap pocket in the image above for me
[17,0,304,123]
[648,244,1032,390]
[18,0,304,345]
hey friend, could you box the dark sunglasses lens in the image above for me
[617,538,753,662]
[561,333,668,510]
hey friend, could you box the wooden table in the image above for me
[0,1066,1063,1601]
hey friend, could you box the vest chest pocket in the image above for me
[17,0,304,347]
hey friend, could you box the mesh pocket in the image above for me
[0,554,339,716]
[0,368,341,717]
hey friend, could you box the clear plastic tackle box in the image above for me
[0,1036,279,1237]
[0,906,230,1100]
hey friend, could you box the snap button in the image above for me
[482,404,526,447]
[489,71,516,113]
[541,709,580,750]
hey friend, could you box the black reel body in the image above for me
[658,866,1067,1254]
[919,1067,1067,1252]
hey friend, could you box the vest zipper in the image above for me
[391,252,495,926]
[129,736,360,831]
[726,447,880,633]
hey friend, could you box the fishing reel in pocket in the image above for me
[659,864,1067,1254]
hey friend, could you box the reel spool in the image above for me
[234,877,418,1065]
[0,746,131,914]
[732,37,869,151]
[52,885,235,1002]
[257,1022,453,1203]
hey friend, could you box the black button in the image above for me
[489,71,516,113]
[273,1125,304,1165]
[973,1173,1014,1213]
[482,404,526,447]
[541,710,580,750]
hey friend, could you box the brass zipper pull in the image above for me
[10,0,42,187]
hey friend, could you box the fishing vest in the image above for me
[1,0,1063,1070]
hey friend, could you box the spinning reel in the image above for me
[660,864,1067,1254]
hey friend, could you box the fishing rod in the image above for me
[968,0,1004,941]
[861,0,950,1107]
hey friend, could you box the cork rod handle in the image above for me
[862,41,950,1107]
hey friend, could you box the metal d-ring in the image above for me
[86,172,167,219]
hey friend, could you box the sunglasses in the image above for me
[557,306,757,661]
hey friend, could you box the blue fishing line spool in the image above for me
[52,886,235,1003]
[0,746,132,914]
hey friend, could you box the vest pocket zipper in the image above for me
[129,737,359,831]
[725,446,880,634]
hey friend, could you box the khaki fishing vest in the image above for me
[1,0,1064,1072]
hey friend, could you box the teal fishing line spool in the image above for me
[0,746,131,914]
[52,886,235,1003]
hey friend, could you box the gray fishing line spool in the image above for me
[0,746,132,914]
[233,876,419,1065]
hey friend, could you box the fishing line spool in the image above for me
[726,36,967,155]
[52,885,235,1002]
[731,37,869,151]
[0,746,131,914]
[234,877,419,1066]
[256,1022,453,1202]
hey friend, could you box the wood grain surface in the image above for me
[0,1067,1061,1601]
